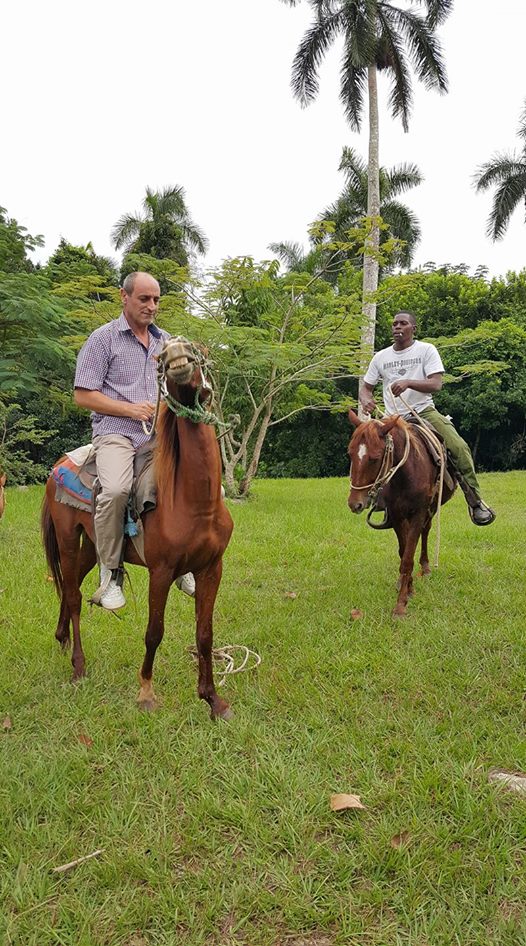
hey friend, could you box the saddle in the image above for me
[52,442,157,562]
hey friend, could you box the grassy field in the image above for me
[0,472,525,946]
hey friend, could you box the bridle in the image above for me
[349,424,411,497]
[142,337,221,437]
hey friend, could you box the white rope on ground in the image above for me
[386,386,445,568]
[188,644,261,686]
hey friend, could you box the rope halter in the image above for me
[142,336,227,436]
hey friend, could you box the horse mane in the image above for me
[154,404,179,508]
[392,417,426,462]
[350,416,426,462]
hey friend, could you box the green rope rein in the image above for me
[163,387,230,429]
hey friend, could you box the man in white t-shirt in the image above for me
[360,310,495,526]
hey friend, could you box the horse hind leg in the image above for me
[418,519,432,577]
[55,535,96,651]
[393,521,423,617]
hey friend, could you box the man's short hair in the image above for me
[395,310,417,326]
[122,272,138,295]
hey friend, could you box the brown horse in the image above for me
[41,337,234,718]
[0,473,5,519]
[347,410,455,616]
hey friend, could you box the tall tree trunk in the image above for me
[238,405,273,497]
[358,64,380,418]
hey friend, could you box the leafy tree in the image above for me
[433,318,526,469]
[150,245,365,496]
[0,207,43,274]
[281,0,450,399]
[0,273,79,395]
[45,239,119,294]
[318,147,422,269]
[0,401,57,483]
[111,186,208,270]
[474,100,526,241]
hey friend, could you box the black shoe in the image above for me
[470,502,496,526]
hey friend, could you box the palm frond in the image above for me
[338,147,367,191]
[485,171,526,240]
[268,241,307,270]
[474,155,526,192]
[383,162,423,195]
[386,5,448,94]
[110,213,142,251]
[376,10,413,131]
[414,0,453,28]
[291,9,345,106]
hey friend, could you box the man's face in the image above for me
[392,313,415,349]
[121,275,161,331]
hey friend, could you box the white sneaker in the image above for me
[99,565,126,611]
[175,572,195,597]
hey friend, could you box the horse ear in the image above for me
[348,409,361,428]
[378,415,399,438]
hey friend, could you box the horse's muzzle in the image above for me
[348,490,370,513]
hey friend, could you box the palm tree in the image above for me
[280,0,450,391]
[319,147,422,268]
[270,149,421,277]
[111,185,208,266]
[474,101,526,241]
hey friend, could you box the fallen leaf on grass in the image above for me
[350,608,363,620]
[390,830,411,849]
[284,591,297,599]
[488,768,526,795]
[2,716,12,731]
[77,732,93,748]
[330,793,366,812]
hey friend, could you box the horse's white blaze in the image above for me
[357,443,367,461]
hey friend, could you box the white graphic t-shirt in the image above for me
[364,340,444,416]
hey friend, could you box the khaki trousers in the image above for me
[93,434,136,568]
[419,407,481,497]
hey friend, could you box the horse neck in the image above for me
[156,409,222,508]
[390,424,422,481]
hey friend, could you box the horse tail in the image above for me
[41,492,63,596]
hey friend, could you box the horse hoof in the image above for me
[392,608,406,619]
[211,703,233,722]
[137,698,157,712]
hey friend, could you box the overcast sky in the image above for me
[2,1,525,279]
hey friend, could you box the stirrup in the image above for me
[366,505,393,530]
[468,501,496,526]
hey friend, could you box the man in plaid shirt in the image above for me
[74,271,195,609]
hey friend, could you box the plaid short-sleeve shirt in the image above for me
[74,313,170,448]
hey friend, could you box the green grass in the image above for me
[0,473,525,946]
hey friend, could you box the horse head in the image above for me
[347,411,400,513]
[158,336,213,408]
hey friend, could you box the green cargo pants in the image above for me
[418,407,481,499]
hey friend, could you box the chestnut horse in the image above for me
[347,410,455,616]
[41,337,234,719]
[0,473,5,519]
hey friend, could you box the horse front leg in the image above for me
[137,565,172,711]
[393,520,423,617]
[195,558,232,721]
